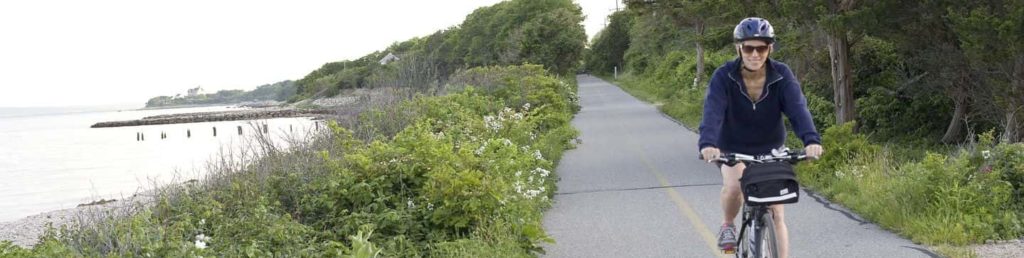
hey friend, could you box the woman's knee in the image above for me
[770,205,786,222]
[721,183,742,196]
[720,164,745,196]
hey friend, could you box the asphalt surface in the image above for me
[540,75,938,258]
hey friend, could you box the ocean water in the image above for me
[0,105,317,222]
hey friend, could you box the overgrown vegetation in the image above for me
[146,80,297,108]
[0,65,580,257]
[291,0,586,102]
[587,0,1024,255]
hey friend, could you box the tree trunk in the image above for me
[694,20,705,89]
[941,94,967,143]
[826,29,856,128]
[1002,56,1024,143]
[1003,111,1020,143]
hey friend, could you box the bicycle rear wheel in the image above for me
[756,211,780,258]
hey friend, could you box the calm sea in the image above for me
[0,105,316,222]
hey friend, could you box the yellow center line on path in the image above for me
[616,123,726,257]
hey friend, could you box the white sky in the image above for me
[0,0,620,108]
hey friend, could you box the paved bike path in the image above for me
[541,75,937,257]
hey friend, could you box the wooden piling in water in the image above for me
[238,126,243,135]
[213,127,217,137]
[263,123,268,133]
[187,129,191,138]
[137,132,140,141]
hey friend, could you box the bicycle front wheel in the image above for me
[756,211,780,258]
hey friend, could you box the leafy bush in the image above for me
[292,0,587,102]
[791,128,1024,245]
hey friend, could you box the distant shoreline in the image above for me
[91,107,331,128]
[138,100,283,111]
[136,103,233,111]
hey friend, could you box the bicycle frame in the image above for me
[736,202,776,258]
[701,148,807,258]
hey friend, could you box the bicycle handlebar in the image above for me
[698,149,811,166]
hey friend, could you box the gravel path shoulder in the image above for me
[974,240,1024,258]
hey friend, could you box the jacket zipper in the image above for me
[728,73,782,111]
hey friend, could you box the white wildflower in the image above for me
[523,103,531,111]
[475,145,486,156]
[533,150,544,160]
[512,113,524,120]
[484,115,502,131]
[515,171,522,178]
[982,150,992,160]
[407,200,415,209]
[427,202,434,210]
[502,138,513,146]
[534,167,550,177]
[199,219,205,225]
[194,234,211,249]
[524,189,541,199]
[434,131,445,139]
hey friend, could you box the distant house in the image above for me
[379,53,400,65]
[187,86,204,97]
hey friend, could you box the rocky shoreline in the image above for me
[0,193,154,248]
[90,108,332,128]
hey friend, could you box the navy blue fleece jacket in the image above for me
[698,58,821,155]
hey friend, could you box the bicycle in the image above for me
[702,148,809,258]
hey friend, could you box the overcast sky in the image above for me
[0,0,621,108]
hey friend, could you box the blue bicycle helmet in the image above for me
[733,17,775,43]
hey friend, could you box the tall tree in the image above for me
[863,0,977,143]
[949,0,1024,142]
[625,0,738,88]
[780,0,875,128]
[585,11,633,75]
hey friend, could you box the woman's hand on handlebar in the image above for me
[805,144,824,159]
[700,147,721,163]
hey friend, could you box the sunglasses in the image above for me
[741,45,770,54]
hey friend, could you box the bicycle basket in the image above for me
[739,162,800,205]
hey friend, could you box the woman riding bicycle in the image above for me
[698,17,824,258]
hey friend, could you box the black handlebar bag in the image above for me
[739,161,800,205]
